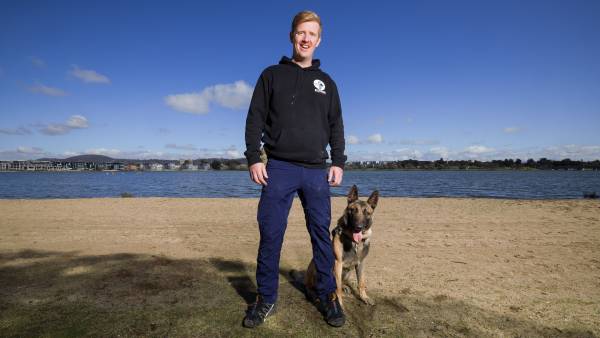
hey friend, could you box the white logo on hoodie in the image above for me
[313,79,326,95]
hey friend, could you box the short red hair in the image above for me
[289,10,322,42]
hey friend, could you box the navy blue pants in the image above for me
[256,158,336,304]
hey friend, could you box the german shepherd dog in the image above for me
[303,185,379,308]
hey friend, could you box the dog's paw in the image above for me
[361,296,375,306]
[343,285,352,294]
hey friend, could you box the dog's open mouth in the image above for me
[352,230,363,242]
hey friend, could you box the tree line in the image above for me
[210,158,600,170]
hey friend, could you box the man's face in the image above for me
[291,20,321,61]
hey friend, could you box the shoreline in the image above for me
[2,167,600,172]
[0,195,597,201]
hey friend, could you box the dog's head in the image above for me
[340,184,379,243]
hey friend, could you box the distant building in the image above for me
[167,162,181,170]
[0,160,52,171]
[0,161,10,171]
[150,163,164,171]
[125,163,141,171]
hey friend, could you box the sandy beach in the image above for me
[1,196,599,337]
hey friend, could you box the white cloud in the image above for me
[454,144,600,161]
[464,145,494,154]
[66,115,89,129]
[212,81,254,109]
[165,143,198,151]
[346,148,422,161]
[427,147,449,159]
[3,143,599,162]
[69,65,110,84]
[62,151,79,157]
[17,146,45,154]
[345,143,600,162]
[0,147,44,160]
[40,124,71,135]
[28,82,68,96]
[30,56,46,68]
[367,133,383,144]
[396,139,440,146]
[0,126,32,135]
[165,91,211,114]
[57,146,245,161]
[45,145,248,161]
[165,80,253,114]
[224,145,241,158]
[38,115,89,135]
[84,148,122,156]
[344,148,444,162]
[503,126,521,134]
[226,149,241,158]
[346,135,359,145]
[393,148,423,160]
[541,144,600,160]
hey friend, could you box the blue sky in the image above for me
[1,0,599,161]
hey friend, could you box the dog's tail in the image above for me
[289,269,320,303]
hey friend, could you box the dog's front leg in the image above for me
[342,268,352,294]
[332,235,345,308]
[334,260,344,307]
[356,262,375,305]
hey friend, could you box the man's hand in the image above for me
[328,165,343,186]
[249,162,269,186]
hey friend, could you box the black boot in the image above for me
[318,292,345,327]
[243,295,277,328]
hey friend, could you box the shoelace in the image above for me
[254,303,273,320]
[327,295,341,315]
[328,300,339,314]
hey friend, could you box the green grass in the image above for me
[0,249,596,337]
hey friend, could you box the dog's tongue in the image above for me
[352,232,363,242]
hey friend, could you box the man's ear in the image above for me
[348,185,358,204]
[315,36,321,48]
[367,190,379,210]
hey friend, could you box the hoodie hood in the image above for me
[279,56,321,70]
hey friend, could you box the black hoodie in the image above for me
[244,56,347,169]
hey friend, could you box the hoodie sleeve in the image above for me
[328,79,347,169]
[244,69,270,167]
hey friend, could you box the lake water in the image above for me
[1,170,599,199]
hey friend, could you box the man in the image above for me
[242,10,347,328]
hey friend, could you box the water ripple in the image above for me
[0,170,599,199]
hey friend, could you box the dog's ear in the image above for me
[348,184,358,204]
[367,190,379,210]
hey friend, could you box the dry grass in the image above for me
[0,249,596,337]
